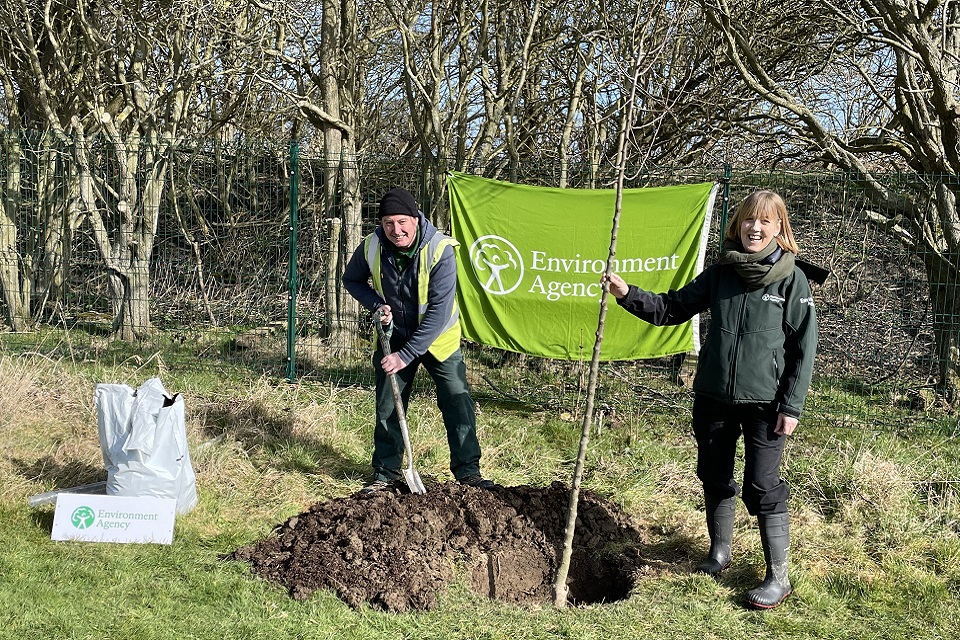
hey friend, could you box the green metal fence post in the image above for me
[718,163,732,247]
[286,141,300,383]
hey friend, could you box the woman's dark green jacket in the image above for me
[617,262,817,419]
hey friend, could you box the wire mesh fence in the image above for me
[0,129,957,435]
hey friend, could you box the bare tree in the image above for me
[0,71,28,329]
[269,0,381,353]
[0,131,28,330]
[0,5,85,331]
[386,0,762,186]
[0,0,274,341]
[701,0,960,400]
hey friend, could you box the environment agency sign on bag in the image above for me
[448,172,718,360]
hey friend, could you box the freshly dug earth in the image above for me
[228,481,648,611]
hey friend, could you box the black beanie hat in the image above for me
[378,188,419,218]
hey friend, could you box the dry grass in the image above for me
[0,357,370,532]
[0,355,104,502]
[0,355,39,423]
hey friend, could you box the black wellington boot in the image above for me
[744,512,792,609]
[695,494,735,576]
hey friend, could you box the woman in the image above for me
[603,190,818,609]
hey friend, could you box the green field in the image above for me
[1,351,958,640]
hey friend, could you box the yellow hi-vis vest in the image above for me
[364,231,462,361]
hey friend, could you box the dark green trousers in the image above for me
[372,345,481,482]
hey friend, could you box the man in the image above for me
[343,187,493,492]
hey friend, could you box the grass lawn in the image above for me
[1,351,958,640]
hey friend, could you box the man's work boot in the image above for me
[744,512,793,609]
[458,474,495,489]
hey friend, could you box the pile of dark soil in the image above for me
[227,481,648,611]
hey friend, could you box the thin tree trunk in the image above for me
[324,216,343,351]
[553,54,642,609]
[169,159,217,325]
[558,44,593,189]
[338,151,361,349]
[927,257,960,402]
[0,132,29,330]
[37,145,68,320]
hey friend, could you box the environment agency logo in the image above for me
[70,506,96,530]
[469,235,524,295]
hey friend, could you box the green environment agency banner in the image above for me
[448,172,718,361]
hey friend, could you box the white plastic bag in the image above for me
[94,378,198,514]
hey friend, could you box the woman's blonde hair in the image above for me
[724,190,800,254]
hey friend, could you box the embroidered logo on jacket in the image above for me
[762,294,786,305]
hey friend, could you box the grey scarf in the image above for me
[718,239,795,289]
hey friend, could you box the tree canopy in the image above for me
[0,0,957,396]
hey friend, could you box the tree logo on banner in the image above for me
[469,235,524,295]
[71,506,97,530]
